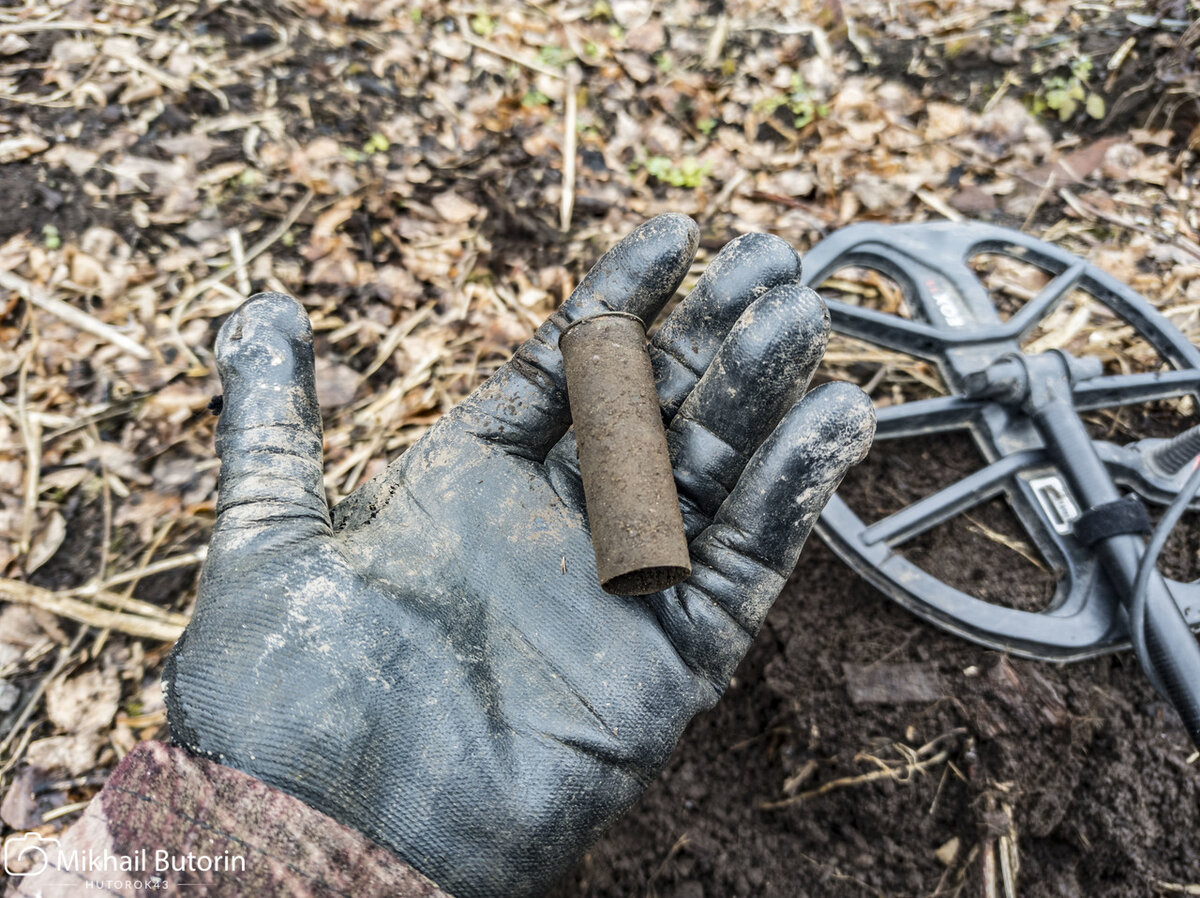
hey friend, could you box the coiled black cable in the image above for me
[1130,457,1200,698]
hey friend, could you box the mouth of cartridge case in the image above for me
[602,564,693,597]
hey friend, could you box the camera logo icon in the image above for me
[3,832,59,876]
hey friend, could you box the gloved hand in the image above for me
[163,214,875,898]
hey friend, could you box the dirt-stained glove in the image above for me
[163,214,875,898]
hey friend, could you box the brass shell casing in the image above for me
[560,312,691,596]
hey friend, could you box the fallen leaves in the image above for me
[431,192,482,225]
[45,666,120,734]
[0,136,48,164]
[25,732,107,777]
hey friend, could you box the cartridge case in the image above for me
[560,312,691,596]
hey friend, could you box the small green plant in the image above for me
[470,14,496,37]
[753,73,829,129]
[536,44,569,68]
[645,156,711,188]
[697,117,717,135]
[362,133,390,154]
[521,88,551,108]
[42,223,61,250]
[1031,56,1106,121]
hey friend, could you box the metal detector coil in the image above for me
[805,221,1200,742]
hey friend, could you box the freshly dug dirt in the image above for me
[551,437,1200,898]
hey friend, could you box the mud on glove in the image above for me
[163,214,875,898]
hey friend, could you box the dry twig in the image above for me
[0,270,150,360]
[760,747,951,810]
[0,578,188,642]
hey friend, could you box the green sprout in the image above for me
[753,73,829,129]
[645,156,711,189]
[42,223,61,250]
[536,44,569,68]
[697,117,717,135]
[470,14,496,37]
[1030,56,1106,121]
[521,88,551,108]
[363,133,390,154]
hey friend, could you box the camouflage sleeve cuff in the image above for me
[4,741,452,898]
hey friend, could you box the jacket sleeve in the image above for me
[4,741,452,898]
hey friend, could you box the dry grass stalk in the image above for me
[0,578,186,642]
[0,270,150,360]
[560,73,578,233]
[16,351,39,561]
[1158,883,1200,895]
[962,514,1051,574]
[168,188,313,364]
[760,747,951,810]
[0,630,87,764]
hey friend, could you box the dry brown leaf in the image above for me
[0,34,31,55]
[49,38,95,66]
[46,666,121,733]
[25,732,107,776]
[0,605,55,668]
[626,22,665,54]
[924,101,968,141]
[935,836,961,866]
[157,132,220,163]
[0,136,49,164]
[316,359,361,409]
[0,769,40,830]
[25,511,65,575]
[42,144,97,176]
[432,192,481,224]
[430,34,471,62]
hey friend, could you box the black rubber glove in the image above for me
[163,214,875,898]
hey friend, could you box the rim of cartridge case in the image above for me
[560,310,646,337]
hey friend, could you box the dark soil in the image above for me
[550,436,1200,898]
[0,162,130,247]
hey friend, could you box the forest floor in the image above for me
[2,0,1200,895]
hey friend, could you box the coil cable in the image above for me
[1131,455,1200,698]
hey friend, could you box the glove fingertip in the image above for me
[216,292,313,363]
[704,231,802,294]
[573,213,699,322]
